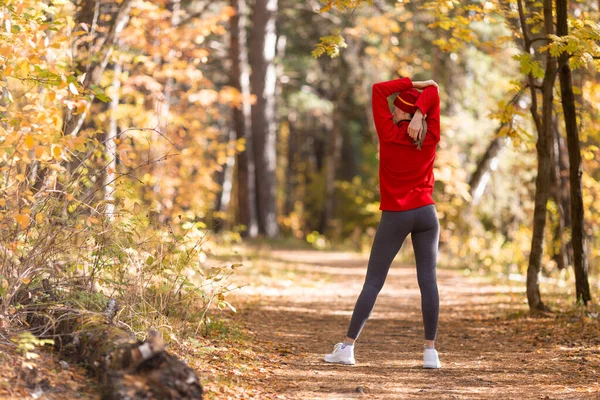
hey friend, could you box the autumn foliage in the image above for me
[0,0,599,396]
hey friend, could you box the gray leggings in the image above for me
[346,205,440,341]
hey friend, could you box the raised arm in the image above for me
[414,85,440,117]
[371,77,413,142]
[408,84,440,142]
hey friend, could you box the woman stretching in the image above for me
[324,77,442,368]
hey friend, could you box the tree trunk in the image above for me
[249,0,279,238]
[556,0,592,305]
[104,61,122,221]
[556,129,574,266]
[518,0,555,312]
[549,117,568,270]
[229,0,258,237]
[319,57,347,233]
[319,102,343,234]
[284,112,298,216]
[340,127,359,182]
[213,127,236,232]
[26,298,203,399]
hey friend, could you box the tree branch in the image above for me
[517,0,542,133]
[67,0,134,137]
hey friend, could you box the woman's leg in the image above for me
[411,205,440,345]
[346,211,412,340]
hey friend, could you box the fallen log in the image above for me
[25,298,203,400]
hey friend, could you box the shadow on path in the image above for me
[229,249,600,400]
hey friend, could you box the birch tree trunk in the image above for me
[104,61,122,220]
[249,0,279,238]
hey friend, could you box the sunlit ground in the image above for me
[203,244,600,399]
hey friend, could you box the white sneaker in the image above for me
[324,343,355,365]
[423,348,441,369]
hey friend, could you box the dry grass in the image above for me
[0,341,98,399]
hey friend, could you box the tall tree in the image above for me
[555,0,592,305]
[230,0,259,237]
[249,0,279,237]
[104,59,122,220]
[518,0,557,311]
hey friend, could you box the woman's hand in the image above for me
[412,80,439,90]
[407,113,424,141]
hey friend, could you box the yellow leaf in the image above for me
[21,277,31,285]
[35,146,44,159]
[0,199,5,207]
[36,213,43,224]
[19,61,28,76]
[52,145,61,160]
[47,91,56,103]
[16,174,26,182]
[16,214,29,229]
[25,135,35,149]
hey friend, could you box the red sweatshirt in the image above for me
[371,77,441,211]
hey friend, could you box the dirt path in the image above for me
[228,248,599,400]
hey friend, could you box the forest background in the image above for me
[0,0,599,397]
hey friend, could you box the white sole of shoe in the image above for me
[423,363,441,369]
[324,358,355,365]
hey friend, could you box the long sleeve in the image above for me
[372,78,413,142]
[415,85,441,143]
[373,79,441,212]
[414,86,440,117]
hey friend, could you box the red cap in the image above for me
[393,88,420,114]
